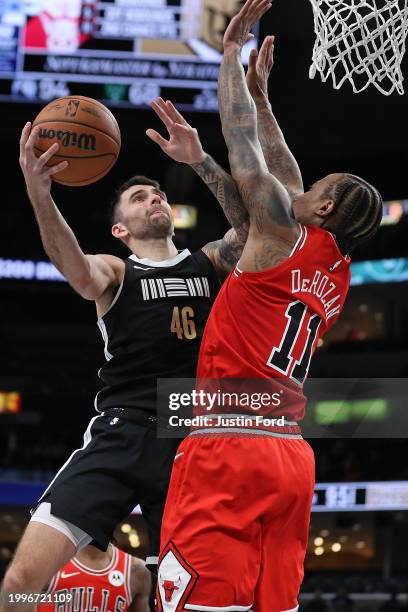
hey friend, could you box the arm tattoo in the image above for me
[218,49,293,228]
[253,236,293,271]
[191,154,248,240]
[194,155,248,275]
[216,47,299,271]
[218,48,266,180]
[204,228,245,273]
[256,102,304,201]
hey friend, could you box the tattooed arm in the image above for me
[201,227,248,278]
[246,36,304,201]
[147,97,248,275]
[190,154,249,277]
[191,154,249,243]
[219,0,300,271]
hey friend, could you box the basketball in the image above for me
[32,96,121,187]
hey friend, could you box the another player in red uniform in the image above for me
[37,543,150,612]
[157,1,383,611]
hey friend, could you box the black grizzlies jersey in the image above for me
[95,249,220,414]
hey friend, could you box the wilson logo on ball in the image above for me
[39,128,96,151]
[33,95,121,186]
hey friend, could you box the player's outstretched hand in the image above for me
[223,0,272,52]
[19,123,68,203]
[246,35,274,102]
[146,98,205,165]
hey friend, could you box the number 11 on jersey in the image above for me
[267,300,321,384]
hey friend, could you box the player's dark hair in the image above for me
[324,173,383,254]
[109,175,162,225]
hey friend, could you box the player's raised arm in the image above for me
[147,97,248,240]
[146,97,248,275]
[247,35,304,201]
[218,0,300,269]
[19,122,124,300]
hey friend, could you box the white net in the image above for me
[309,0,408,95]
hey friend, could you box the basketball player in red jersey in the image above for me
[157,1,383,611]
[37,543,150,612]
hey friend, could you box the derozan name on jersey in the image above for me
[291,269,341,321]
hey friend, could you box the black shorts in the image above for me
[33,409,180,566]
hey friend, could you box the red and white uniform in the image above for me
[197,225,350,423]
[38,545,133,611]
[158,227,350,612]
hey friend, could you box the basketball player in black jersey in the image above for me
[0,107,251,611]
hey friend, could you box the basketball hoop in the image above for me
[308,0,408,95]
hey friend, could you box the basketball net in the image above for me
[308,0,408,95]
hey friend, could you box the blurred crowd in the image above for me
[312,439,408,482]
[299,586,408,612]
[303,575,408,595]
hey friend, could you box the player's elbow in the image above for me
[228,149,265,186]
[234,168,266,192]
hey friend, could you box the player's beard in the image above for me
[131,214,174,240]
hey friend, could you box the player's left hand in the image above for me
[246,35,274,102]
[147,98,205,164]
[223,0,272,52]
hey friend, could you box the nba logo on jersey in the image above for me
[108,569,124,587]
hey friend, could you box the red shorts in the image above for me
[157,433,315,612]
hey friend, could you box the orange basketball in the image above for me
[32,95,121,187]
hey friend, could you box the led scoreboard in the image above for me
[312,482,408,512]
[0,0,258,110]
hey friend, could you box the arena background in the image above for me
[1,0,408,609]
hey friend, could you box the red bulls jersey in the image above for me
[37,545,132,611]
[196,226,350,421]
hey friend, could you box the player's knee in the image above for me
[2,561,44,594]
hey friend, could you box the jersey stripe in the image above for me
[98,276,125,320]
[141,279,149,300]
[139,277,212,300]
[189,428,303,439]
[186,278,197,296]
[298,226,308,252]
[202,277,210,297]
[124,552,133,606]
[288,224,305,258]
[148,278,158,299]
[185,604,252,611]
[194,277,204,296]
[36,415,103,505]
[97,319,113,361]
[44,571,60,596]
[157,278,166,297]
[71,544,117,575]
[129,249,191,267]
